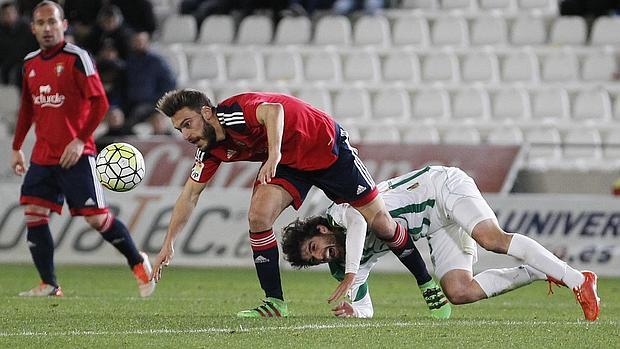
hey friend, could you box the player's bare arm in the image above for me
[255,102,284,184]
[328,208,367,303]
[152,178,208,282]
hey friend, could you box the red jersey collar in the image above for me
[40,41,66,59]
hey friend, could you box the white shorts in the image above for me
[426,167,498,279]
[427,225,475,279]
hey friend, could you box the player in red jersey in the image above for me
[152,89,427,317]
[10,1,155,298]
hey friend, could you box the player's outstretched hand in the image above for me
[328,272,355,303]
[257,154,280,184]
[59,138,85,169]
[11,150,27,176]
[332,301,355,318]
[151,241,174,282]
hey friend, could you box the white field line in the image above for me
[0,319,613,338]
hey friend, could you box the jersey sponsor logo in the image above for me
[357,185,367,195]
[254,255,270,264]
[191,161,204,180]
[28,69,36,78]
[33,85,65,108]
[39,85,51,94]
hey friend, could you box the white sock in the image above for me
[474,265,542,298]
[507,234,585,289]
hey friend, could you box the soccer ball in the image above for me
[95,142,145,192]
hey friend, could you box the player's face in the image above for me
[171,107,217,152]
[300,225,344,265]
[31,4,67,49]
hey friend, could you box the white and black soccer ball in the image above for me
[95,142,145,192]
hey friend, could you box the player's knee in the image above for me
[368,211,396,240]
[471,220,510,254]
[443,285,476,305]
[247,208,274,231]
[24,209,50,228]
[85,213,113,232]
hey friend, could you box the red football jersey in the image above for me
[191,92,338,183]
[12,42,108,165]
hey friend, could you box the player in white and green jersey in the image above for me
[281,166,600,321]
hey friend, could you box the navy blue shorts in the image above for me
[267,125,378,209]
[20,155,109,216]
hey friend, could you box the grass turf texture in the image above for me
[1,265,618,348]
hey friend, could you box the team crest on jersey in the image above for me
[28,69,36,78]
[55,63,64,76]
[191,161,204,180]
[226,149,237,159]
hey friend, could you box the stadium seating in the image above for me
[353,15,391,47]
[264,50,304,84]
[590,16,620,46]
[391,16,430,47]
[160,15,196,44]
[487,125,525,145]
[431,15,469,47]
[510,16,546,45]
[2,1,619,172]
[549,16,587,46]
[313,15,352,46]
[443,127,482,144]
[381,52,421,83]
[274,16,312,45]
[400,124,441,144]
[421,51,460,83]
[236,15,273,45]
[470,16,509,46]
[197,15,235,45]
[492,87,531,122]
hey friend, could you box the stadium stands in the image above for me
[2,1,619,173]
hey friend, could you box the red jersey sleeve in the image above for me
[219,94,265,128]
[190,149,221,183]
[73,58,109,142]
[12,73,34,151]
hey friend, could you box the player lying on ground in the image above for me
[282,166,600,320]
[283,212,451,319]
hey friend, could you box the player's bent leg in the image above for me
[86,213,156,297]
[440,269,487,305]
[471,219,599,321]
[20,205,63,296]
[354,196,396,240]
[239,184,292,317]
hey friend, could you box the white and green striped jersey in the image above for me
[326,166,443,317]
[327,166,439,268]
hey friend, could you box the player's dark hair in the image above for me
[156,89,215,118]
[281,215,346,268]
[33,0,64,19]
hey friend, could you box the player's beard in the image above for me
[331,230,347,264]
[199,122,217,152]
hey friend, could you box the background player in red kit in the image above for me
[152,89,427,317]
[10,1,155,298]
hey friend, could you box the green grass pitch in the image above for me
[1,264,618,348]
